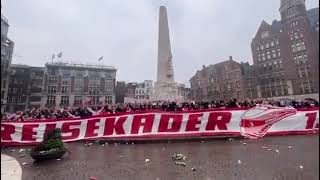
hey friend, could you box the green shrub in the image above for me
[33,128,66,152]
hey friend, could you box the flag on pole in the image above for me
[98,56,103,61]
[57,52,62,58]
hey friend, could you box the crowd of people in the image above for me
[1,98,318,121]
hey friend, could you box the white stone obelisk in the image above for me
[154,6,179,101]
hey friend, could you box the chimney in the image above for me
[229,56,233,61]
[202,65,205,69]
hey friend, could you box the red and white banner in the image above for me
[1,108,319,146]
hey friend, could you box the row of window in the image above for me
[8,88,23,94]
[293,53,308,65]
[289,19,298,28]
[47,69,115,78]
[47,96,113,105]
[47,85,113,94]
[291,41,306,53]
[256,39,279,51]
[258,48,281,61]
[297,66,311,78]
[7,96,22,103]
[226,82,241,89]
[290,31,303,40]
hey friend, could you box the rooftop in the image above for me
[45,62,116,70]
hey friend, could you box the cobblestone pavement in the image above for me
[1,135,319,180]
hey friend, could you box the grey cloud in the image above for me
[2,0,318,85]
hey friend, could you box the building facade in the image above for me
[190,56,251,101]
[7,65,31,112]
[115,81,126,103]
[43,62,116,108]
[251,1,319,98]
[1,14,14,113]
[125,82,138,99]
[6,65,45,112]
[177,84,191,100]
[135,80,154,100]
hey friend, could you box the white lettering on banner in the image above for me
[151,114,161,134]
[228,111,244,131]
[62,122,81,138]
[167,117,175,131]
[97,118,106,137]
[13,124,23,142]
[0,110,318,146]
[180,114,189,133]
[36,123,47,142]
[123,115,133,136]
[199,112,210,132]
[78,120,88,140]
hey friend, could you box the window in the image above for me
[1,91,5,99]
[75,78,83,93]
[106,79,114,93]
[260,45,264,50]
[105,72,113,78]
[62,77,71,85]
[237,82,240,88]
[47,96,56,105]
[89,87,99,95]
[270,41,274,47]
[2,79,7,88]
[74,96,82,105]
[61,96,69,105]
[62,69,71,76]
[30,96,41,102]
[47,86,56,94]
[266,43,269,48]
[17,96,22,102]
[48,77,57,84]
[47,69,58,75]
[89,77,100,87]
[89,71,100,77]
[105,96,113,104]
[62,86,69,94]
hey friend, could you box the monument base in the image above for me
[153,81,183,101]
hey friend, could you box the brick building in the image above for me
[43,62,116,108]
[251,0,319,98]
[190,56,251,101]
[1,13,14,113]
[6,65,45,112]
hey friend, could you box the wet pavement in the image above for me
[1,135,319,180]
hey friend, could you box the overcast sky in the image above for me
[2,0,319,85]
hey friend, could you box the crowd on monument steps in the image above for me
[1,98,318,121]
